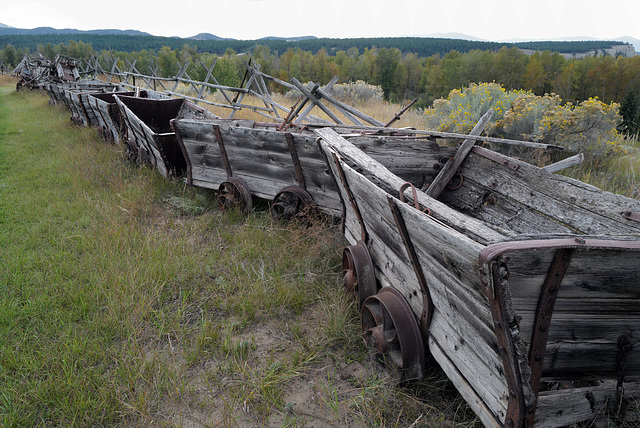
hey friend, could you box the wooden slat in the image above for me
[426,109,493,198]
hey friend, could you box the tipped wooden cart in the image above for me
[114,95,218,178]
[316,124,640,427]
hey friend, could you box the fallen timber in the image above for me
[114,94,219,178]
[315,122,640,427]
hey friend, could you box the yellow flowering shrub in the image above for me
[423,82,525,134]
[424,83,624,162]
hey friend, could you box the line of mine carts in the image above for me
[41,78,640,428]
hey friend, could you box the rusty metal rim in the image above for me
[217,176,253,213]
[342,240,378,308]
[362,287,426,381]
[270,185,315,220]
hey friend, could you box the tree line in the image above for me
[2,38,639,135]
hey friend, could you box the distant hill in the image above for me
[0,24,151,37]
[425,32,486,42]
[188,33,230,41]
[0,23,635,58]
[617,36,640,53]
[258,36,318,42]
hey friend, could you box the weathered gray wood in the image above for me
[542,153,584,173]
[317,132,512,424]
[290,77,344,125]
[346,136,456,188]
[115,95,215,178]
[440,147,640,235]
[426,109,493,198]
[535,381,640,427]
[315,128,512,244]
[295,77,338,125]
[316,127,640,428]
[172,119,343,215]
[315,86,385,127]
[310,123,563,151]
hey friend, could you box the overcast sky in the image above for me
[1,0,639,41]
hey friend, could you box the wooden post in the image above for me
[291,77,344,125]
[425,109,494,199]
[542,153,584,173]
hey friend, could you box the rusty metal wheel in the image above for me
[270,185,315,221]
[217,177,253,213]
[98,126,114,142]
[342,241,377,307]
[362,287,426,381]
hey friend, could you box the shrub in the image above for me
[424,82,625,162]
[422,82,524,134]
[284,80,384,104]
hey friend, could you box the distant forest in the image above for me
[1,35,639,135]
[0,34,627,57]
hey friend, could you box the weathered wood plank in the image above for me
[442,147,640,235]
[535,381,640,427]
[426,109,493,198]
[315,128,513,244]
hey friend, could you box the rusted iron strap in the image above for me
[285,132,306,189]
[387,196,434,338]
[331,153,367,243]
[213,124,232,178]
[622,211,640,223]
[479,237,640,266]
[399,182,431,215]
[471,146,520,171]
[399,182,420,210]
[487,260,527,428]
[526,248,574,427]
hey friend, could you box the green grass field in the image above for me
[0,80,479,427]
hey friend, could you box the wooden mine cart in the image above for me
[114,95,218,178]
[316,125,640,427]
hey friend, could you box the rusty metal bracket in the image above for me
[617,334,632,416]
[622,211,640,223]
[399,182,431,215]
[526,248,574,427]
[213,124,232,178]
[387,196,434,340]
[472,146,520,171]
[487,258,527,428]
[332,153,368,243]
[285,132,306,189]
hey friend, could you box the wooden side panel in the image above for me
[505,247,640,378]
[115,96,157,168]
[535,381,640,427]
[317,133,511,424]
[89,97,122,143]
[346,136,456,187]
[64,89,88,125]
[173,119,342,215]
[439,148,640,235]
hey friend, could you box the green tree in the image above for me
[157,46,180,77]
[373,47,402,100]
[1,44,17,67]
